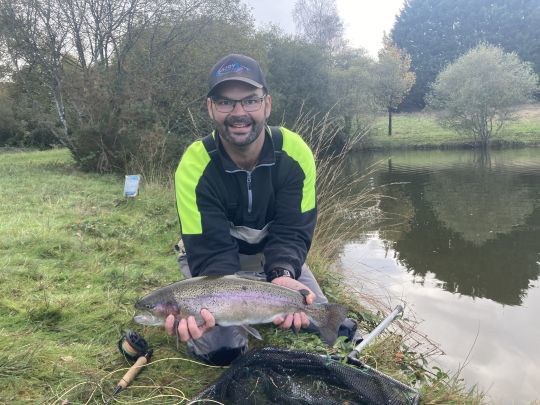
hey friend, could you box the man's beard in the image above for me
[216,115,266,147]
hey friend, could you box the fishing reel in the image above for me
[118,330,153,362]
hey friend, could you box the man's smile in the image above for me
[225,116,254,134]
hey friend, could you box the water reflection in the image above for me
[341,148,540,403]
[349,149,540,306]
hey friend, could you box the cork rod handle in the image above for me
[117,355,148,389]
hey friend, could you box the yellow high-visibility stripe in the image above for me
[281,127,316,213]
[175,141,211,234]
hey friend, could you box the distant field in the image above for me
[361,103,540,149]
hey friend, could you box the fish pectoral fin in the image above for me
[299,289,311,304]
[240,324,262,340]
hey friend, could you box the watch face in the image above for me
[277,269,292,279]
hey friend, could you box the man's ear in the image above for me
[207,97,214,119]
[264,94,272,119]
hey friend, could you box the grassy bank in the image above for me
[361,104,540,150]
[0,148,482,403]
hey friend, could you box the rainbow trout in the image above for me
[134,275,347,345]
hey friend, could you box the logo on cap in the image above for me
[216,62,251,77]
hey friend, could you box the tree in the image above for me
[0,84,22,145]
[266,37,332,127]
[329,48,379,138]
[392,0,540,109]
[372,36,415,135]
[292,0,345,53]
[426,44,538,147]
[0,0,161,151]
[0,0,71,145]
[0,0,255,172]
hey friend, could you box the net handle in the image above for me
[348,304,404,359]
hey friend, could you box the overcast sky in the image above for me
[243,0,406,57]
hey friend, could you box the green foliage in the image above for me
[373,36,416,111]
[426,44,539,146]
[266,38,333,126]
[1,67,61,148]
[372,36,416,135]
[0,86,22,145]
[1,0,380,176]
[267,41,379,149]
[329,48,379,137]
[392,0,540,109]
[0,0,258,174]
[23,124,58,149]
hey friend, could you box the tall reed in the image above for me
[292,111,383,263]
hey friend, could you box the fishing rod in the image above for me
[105,330,153,404]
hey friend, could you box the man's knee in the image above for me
[189,344,248,366]
[186,326,248,366]
[177,254,192,279]
[297,264,328,304]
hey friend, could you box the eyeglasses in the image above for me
[211,95,266,113]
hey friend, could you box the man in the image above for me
[167,54,353,365]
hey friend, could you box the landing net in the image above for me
[195,347,420,404]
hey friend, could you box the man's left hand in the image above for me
[271,277,316,331]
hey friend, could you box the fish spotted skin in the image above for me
[134,275,347,345]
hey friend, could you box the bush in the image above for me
[426,43,539,147]
[23,124,58,149]
[0,94,23,146]
[70,107,186,179]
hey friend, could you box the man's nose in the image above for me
[230,100,246,114]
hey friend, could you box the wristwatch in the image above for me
[266,267,294,282]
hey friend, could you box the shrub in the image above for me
[426,43,539,147]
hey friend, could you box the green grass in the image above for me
[0,148,484,403]
[361,107,540,150]
[0,149,212,403]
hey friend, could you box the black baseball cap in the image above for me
[207,54,268,97]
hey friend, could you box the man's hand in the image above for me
[271,277,316,331]
[164,309,215,342]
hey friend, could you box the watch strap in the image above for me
[266,268,294,282]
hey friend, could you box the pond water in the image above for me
[340,148,540,404]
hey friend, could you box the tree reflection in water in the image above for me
[347,149,540,306]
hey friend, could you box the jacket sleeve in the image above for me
[174,142,239,276]
[263,130,317,279]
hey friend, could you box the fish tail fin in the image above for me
[308,303,348,345]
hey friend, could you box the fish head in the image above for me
[133,286,180,326]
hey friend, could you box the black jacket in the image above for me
[174,126,317,278]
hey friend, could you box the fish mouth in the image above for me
[133,311,165,326]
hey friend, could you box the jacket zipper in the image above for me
[247,171,253,214]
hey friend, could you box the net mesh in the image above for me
[195,347,420,405]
